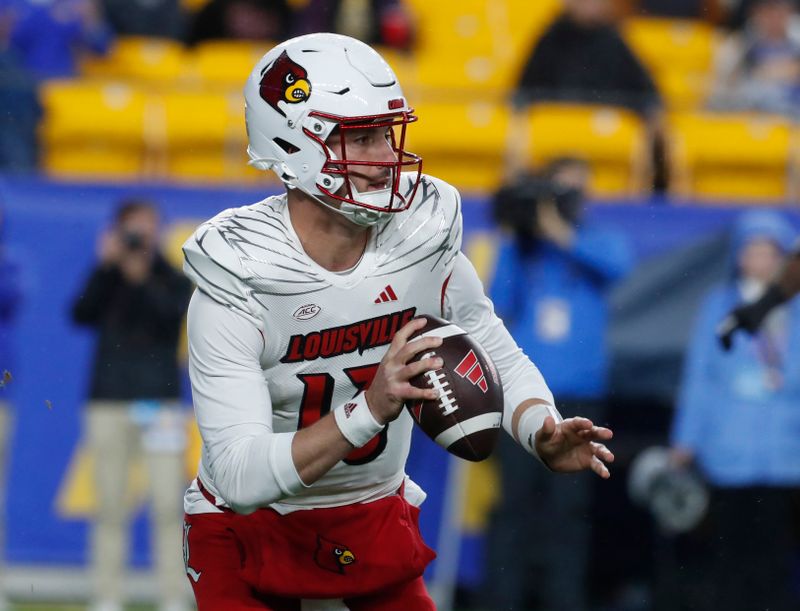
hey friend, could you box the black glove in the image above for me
[717,284,787,350]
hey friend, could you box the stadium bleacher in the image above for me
[34,0,800,202]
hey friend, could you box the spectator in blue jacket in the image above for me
[671,209,800,611]
[0,5,40,172]
[0,205,21,611]
[483,158,633,611]
[6,0,112,80]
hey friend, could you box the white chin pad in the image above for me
[340,183,394,226]
[350,182,392,210]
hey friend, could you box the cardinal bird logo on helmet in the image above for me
[259,50,311,117]
[314,534,356,574]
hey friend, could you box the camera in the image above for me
[628,446,709,535]
[121,231,145,251]
[491,174,583,243]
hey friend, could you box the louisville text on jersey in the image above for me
[281,307,417,363]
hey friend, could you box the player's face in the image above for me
[739,238,783,283]
[326,125,397,194]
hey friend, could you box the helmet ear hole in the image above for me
[273,137,300,154]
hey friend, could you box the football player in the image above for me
[718,246,800,349]
[181,33,615,610]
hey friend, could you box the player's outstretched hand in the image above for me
[534,417,614,479]
[365,318,443,425]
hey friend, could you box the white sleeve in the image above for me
[188,289,308,514]
[442,252,562,460]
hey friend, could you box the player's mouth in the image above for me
[350,170,390,192]
[365,178,390,191]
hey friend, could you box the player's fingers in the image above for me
[591,442,615,463]
[396,336,443,364]
[563,417,593,433]
[590,455,610,479]
[578,426,613,441]
[401,356,443,381]
[386,317,429,357]
[397,382,440,402]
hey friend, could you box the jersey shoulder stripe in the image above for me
[182,196,328,314]
[374,173,463,276]
[182,175,463,313]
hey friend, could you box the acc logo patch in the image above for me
[293,303,321,320]
[259,50,311,117]
[314,534,356,574]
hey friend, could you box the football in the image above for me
[405,315,503,461]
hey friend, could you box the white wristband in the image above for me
[333,392,385,448]
[517,403,562,465]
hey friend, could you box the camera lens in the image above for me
[122,232,145,250]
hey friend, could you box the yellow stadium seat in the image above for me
[623,18,719,109]
[668,112,796,201]
[652,68,711,110]
[405,0,561,99]
[524,104,650,197]
[80,37,187,84]
[407,101,510,192]
[623,18,719,74]
[158,89,253,182]
[40,80,148,177]
[188,40,273,88]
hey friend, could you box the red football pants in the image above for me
[183,488,436,610]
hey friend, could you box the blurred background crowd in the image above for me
[2,0,800,610]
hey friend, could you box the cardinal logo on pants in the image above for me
[314,534,356,574]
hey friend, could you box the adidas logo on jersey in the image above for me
[374,285,398,304]
[454,350,489,393]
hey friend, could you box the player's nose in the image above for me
[368,135,397,164]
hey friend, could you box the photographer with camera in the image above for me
[483,158,632,611]
[671,210,800,611]
[72,200,192,611]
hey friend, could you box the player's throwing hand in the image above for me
[535,417,615,479]
[365,318,443,424]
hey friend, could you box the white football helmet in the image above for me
[244,33,422,226]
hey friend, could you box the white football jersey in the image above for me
[183,174,557,515]
[184,174,461,511]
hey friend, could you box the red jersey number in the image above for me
[296,363,387,465]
